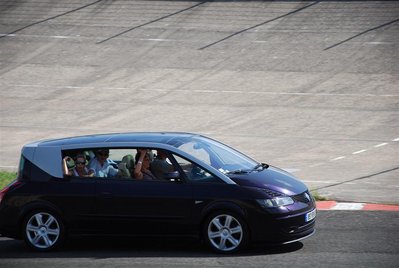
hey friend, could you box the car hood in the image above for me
[228,165,308,196]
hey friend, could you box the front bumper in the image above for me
[249,204,317,244]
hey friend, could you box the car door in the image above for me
[45,176,96,235]
[95,178,194,236]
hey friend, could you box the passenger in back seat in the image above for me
[88,149,119,178]
[63,154,94,177]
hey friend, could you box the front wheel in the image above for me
[203,212,249,253]
[22,210,65,251]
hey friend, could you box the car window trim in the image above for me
[58,142,236,184]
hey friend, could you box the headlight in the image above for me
[256,196,294,208]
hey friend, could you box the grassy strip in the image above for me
[0,171,16,189]
[311,191,328,201]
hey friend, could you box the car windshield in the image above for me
[167,136,260,174]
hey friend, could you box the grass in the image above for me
[311,191,328,201]
[0,171,17,190]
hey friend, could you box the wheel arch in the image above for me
[200,201,251,253]
[18,200,66,235]
[199,200,249,234]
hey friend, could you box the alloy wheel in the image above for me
[25,212,61,250]
[207,214,243,252]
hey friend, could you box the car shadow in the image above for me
[0,236,303,258]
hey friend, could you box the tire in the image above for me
[22,210,65,251]
[203,211,249,254]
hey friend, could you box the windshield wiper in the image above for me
[225,163,268,175]
[225,169,251,174]
[253,163,269,171]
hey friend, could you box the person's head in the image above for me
[121,154,135,171]
[135,150,151,169]
[156,150,167,160]
[74,154,87,170]
[96,149,109,164]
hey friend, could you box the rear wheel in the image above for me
[22,211,65,251]
[203,212,249,253]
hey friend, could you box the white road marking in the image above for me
[374,143,388,148]
[393,138,399,142]
[331,203,364,210]
[0,33,76,39]
[6,84,399,98]
[0,165,17,169]
[352,149,367,155]
[282,168,300,173]
[308,163,325,168]
[302,180,339,184]
[330,156,346,161]
[364,182,381,185]
[365,41,393,45]
[142,38,176,42]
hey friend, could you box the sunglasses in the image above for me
[76,161,86,165]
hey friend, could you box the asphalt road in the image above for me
[0,211,398,267]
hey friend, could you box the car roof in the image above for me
[33,132,198,147]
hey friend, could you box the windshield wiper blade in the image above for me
[226,163,269,174]
[253,163,269,171]
[225,169,251,174]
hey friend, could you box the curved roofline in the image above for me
[27,132,202,147]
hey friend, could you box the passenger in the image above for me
[134,149,157,180]
[150,149,174,179]
[88,149,119,178]
[118,154,135,178]
[63,154,94,177]
[62,156,75,176]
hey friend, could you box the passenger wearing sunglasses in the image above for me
[88,149,119,178]
[63,154,94,177]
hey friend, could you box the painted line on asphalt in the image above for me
[308,162,325,168]
[303,180,339,184]
[352,149,367,155]
[374,142,388,148]
[0,165,17,169]
[282,168,300,173]
[393,137,399,142]
[331,202,364,210]
[316,201,399,211]
[6,84,399,98]
[330,156,345,161]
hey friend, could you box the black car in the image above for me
[0,132,316,253]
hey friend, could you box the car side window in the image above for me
[172,154,223,184]
[61,150,95,178]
